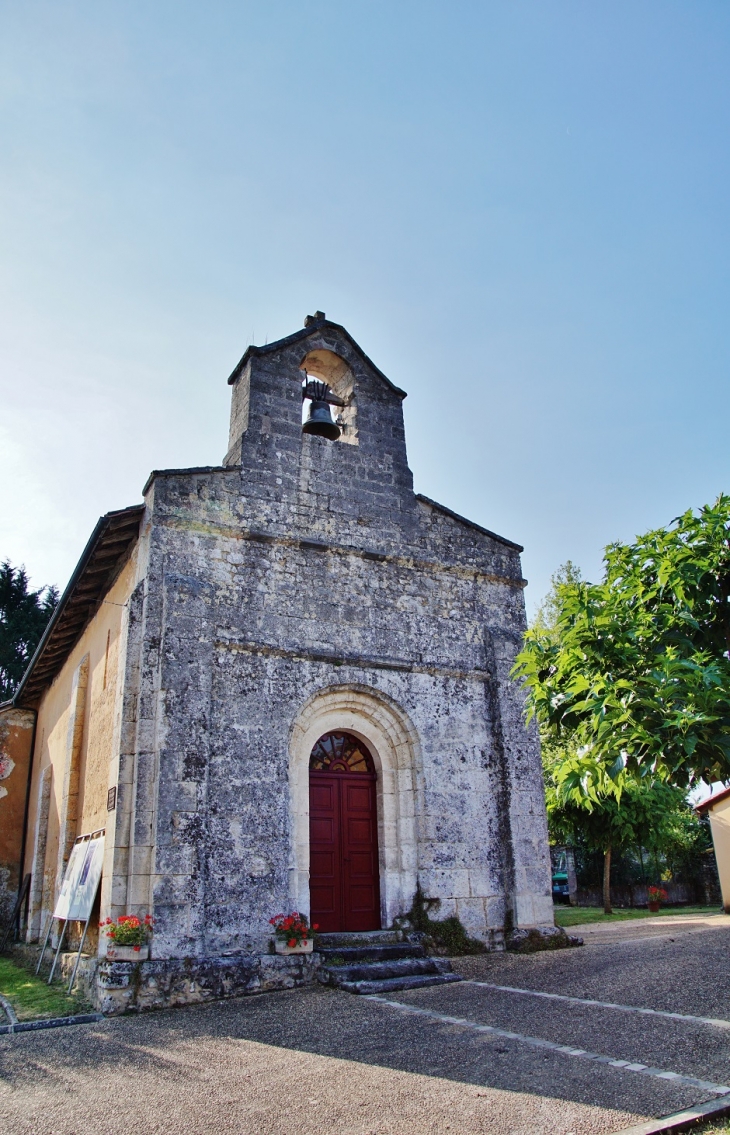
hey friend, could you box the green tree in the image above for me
[529,555,716,912]
[532,560,584,635]
[544,733,703,912]
[0,562,58,702]
[516,496,730,794]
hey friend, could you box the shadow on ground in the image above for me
[2,923,729,1135]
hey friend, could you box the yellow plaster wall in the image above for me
[708,795,730,913]
[24,553,139,898]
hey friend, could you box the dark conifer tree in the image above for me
[0,562,58,701]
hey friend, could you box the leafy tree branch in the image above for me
[515,496,730,792]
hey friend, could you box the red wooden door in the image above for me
[341,776,380,931]
[309,733,380,933]
[309,776,341,930]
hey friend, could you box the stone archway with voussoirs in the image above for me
[288,684,422,930]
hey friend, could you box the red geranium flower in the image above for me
[103,912,152,947]
[269,911,313,946]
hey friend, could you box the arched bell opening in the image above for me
[308,730,381,933]
[300,349,358,445]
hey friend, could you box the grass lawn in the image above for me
[0,956,91,1021]
[554,904,722,928]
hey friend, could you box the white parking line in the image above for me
[366,995,730,1097]
[463,981,730,1030]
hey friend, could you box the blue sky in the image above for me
[1,1,728,616]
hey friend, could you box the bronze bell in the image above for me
[302,380,341,441]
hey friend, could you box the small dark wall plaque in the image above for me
[107,786,117,812]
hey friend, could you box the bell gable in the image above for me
[223,314,415,526]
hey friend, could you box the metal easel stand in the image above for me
[37,828,105,988]
[65,826,105,992]
[48,919,70,984]
[67,918,91,994]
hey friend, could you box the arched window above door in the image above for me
[309,731,375,775]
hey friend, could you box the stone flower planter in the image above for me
[107,945,149,961]
[274,939,314,956]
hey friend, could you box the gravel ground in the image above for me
[0,986,649,1135]
[394,981,730,1084]
[1,919,728,1135]
[452,918,730,1019]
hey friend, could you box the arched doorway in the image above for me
[309,731,381,933]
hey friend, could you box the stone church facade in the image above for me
[0,314,553,1010]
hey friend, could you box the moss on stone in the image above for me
[400,884,487,956]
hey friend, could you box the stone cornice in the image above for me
[214,634,491,682]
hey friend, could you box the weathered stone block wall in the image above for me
[121,322,552,958]
[15,321,550,968]
[95,952,321,1015]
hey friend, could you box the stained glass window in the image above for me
[309,731,375,774]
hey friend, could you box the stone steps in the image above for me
[322,956,452,984]
[318,943,427,965]
[316,930,400,948]
[339,973,463,996]
[315,931,462,996]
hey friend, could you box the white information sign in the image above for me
[52,841,88,920]
[68,835,105,921]
[52,834,105,922]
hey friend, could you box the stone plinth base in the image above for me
[96,952,322,1015]
[60,952,98,999]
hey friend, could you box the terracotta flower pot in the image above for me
[274,939,313,955]
[648,901,660,913]
[107,944,149,961]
